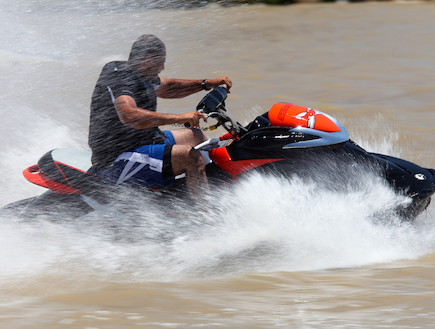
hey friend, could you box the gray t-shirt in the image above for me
[88,61,162,169]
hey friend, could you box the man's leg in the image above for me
[162,128,208,196]
[170,145,208,196]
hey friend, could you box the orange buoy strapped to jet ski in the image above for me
[268,103,341,132]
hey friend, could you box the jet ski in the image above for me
[4,87,435,221]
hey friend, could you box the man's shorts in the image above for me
[96,131,176,188]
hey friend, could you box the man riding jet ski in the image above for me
[4,86,435,222]
[88,34,232,198]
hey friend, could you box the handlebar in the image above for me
[196,86,228,114]
[195,86,246,137]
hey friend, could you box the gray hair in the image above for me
[128,34,166,62]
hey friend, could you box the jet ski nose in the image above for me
[414,168,435,197]
[426,168,435,195]
[431,169,435,191]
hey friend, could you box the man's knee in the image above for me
[171,128,206,146]
[191,128,206,143]
[184,128,206,145]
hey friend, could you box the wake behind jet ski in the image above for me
[4,87,435,221]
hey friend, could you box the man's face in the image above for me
[135,51,166,80]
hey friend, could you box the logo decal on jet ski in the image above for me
[294,108,316,129]
[278,103,290,121]
[414,173,426,181]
